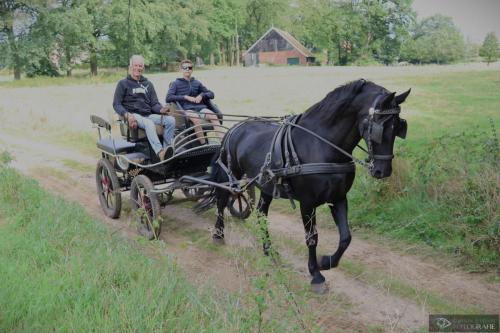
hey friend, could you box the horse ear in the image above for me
[395,89,411,105]
[381,92,396,109]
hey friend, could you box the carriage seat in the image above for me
[119,114,165,142]
[97,137,136,155]
[170,99,223,131]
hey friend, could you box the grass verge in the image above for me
[0,69,125,88]
[0,156,263,333]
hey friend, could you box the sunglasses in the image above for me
[182,65,193,70]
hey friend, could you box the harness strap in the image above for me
[272,162,355,178]
[373,154,394,160]
[286,115,301,166]
[284,120,370,168]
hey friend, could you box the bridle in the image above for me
[358,94,407,168]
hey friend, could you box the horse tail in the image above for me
[193,152,228,214]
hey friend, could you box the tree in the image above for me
[202,0,245,66]
[464,38,479,62]
[242,0,289,48]
[294,0,341,65]
[0,0,41,80]
[479,32,499,65]
[40,1,93,76]
[401,15,465,64]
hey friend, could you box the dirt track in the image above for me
[1,65,499,332]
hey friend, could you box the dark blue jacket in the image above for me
[166,77,214,111]
[113,75,162,117]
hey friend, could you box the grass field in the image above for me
[1,64,498,331]
[1,64,498,271]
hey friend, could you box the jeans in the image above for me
[133,113,175,155]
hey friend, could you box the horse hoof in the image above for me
[137,226,155,240]
[311,281,329,294]
[212,236,225,245]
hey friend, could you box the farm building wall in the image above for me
[244,28,314,66]
[257,50,307,65]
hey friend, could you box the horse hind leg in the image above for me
[320,199,351,270]
[300,203,328,293]
[213,188,230,245]
[256,191,273,256]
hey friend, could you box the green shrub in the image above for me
[349,124,499,271]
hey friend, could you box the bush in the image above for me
[349,123,499,271]
[25,57,60,78]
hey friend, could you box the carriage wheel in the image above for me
[130,175,161,240]
[228,185,255,220]
[96,158,122,218]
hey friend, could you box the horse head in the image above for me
[357,88,410,179]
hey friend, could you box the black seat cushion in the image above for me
[97,138,136,155]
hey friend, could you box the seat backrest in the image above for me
[205,99,223,123]
[169,102,190,130]
[174,99,223,125]
[91,115,111,131]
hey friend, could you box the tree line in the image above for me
[1,0,499,80]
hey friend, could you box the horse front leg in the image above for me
[320,198,351,270]
[256,191,273,256]
[300,204,327,292]
[213,188,230,245]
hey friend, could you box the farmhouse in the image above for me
[244,27,315,66]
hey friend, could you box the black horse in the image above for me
[210,79,410,291]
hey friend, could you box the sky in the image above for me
[412,0,500,43]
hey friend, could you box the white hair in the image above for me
[129,55,145,66]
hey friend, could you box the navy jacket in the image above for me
[113,75,162,117]
[166,77,214,111]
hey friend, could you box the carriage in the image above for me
[90,102,254,240]
[91,79,411,292]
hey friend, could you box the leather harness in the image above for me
[216,93,403,208]
[218,116,356,208]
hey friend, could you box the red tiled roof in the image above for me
[274,28,313,57]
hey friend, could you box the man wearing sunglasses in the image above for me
[166,59,222,144]
[113,55,176,161]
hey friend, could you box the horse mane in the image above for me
[302,79,369,122]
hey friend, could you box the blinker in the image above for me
[396,119,407,139]
[371,122,384,144]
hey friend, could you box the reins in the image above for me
[167,92,399,172]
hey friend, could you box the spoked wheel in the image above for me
[96,158,122,218]
[228,185,255,220]
[130,175,161,240]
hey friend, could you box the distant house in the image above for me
[244,27,315,66]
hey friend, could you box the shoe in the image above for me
[158,146,174,161]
